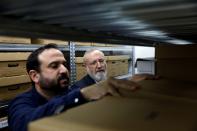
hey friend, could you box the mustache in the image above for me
[58,73,69,82]
[97,69,105,72]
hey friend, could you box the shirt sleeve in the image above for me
[8,88,87,131]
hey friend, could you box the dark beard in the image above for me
[39,73,70,95]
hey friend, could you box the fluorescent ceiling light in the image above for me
[166,39,193,45]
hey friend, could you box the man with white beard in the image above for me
[73,49,107,89]
[8,44,142,131]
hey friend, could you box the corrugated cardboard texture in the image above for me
[156,59,197,82]
[0,36,31,44]
[0,83,31,101]
[107,60,128,77]
[29,79,197,131]
[74,42,92,46]
[76,63,87,80]
[0,52,30,86]
[155,44,197,59]
[156,45,197,82]
[31,38,68,45]
[107,55,129,77]
[0,61,27,77]
[76,55,130,80]
[0,75,30,87]
[0,52,30,61]
[92,43,106,46]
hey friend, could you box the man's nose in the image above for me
[96,61,102,67]
[60,64,69,74]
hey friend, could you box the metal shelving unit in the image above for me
[69,42,76,85]
[0,43,69,52]
[0,42,134,81]
[0,42,134,129]
[0,43,70,129]
[71,42,134,81]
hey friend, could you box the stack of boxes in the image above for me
[75,55,130,80]
[155,44,197,82]
[0,38,131,99]
[0,36,32,129]
[29,44,197,131]
[0,37,32,102]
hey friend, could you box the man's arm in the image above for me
[8,88,86,131]
[80,77,140,101]
[8,78,141,131]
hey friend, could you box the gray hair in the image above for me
[83,49,105,64]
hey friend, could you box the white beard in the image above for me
[87,68,107,82]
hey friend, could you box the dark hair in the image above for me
[26,43,59,73]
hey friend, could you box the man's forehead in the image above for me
[40,48,63,56]
[88,53,104,61]
[89,51,104,57]
[39,48,66,62]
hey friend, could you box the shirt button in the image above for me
[74,98,79,103]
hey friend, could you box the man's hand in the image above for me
[129,73,160,82]
[80,77,140,101]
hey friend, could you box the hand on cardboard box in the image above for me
[129,73,160,82]
[80,77,140,101]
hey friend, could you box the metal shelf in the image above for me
[75,45,133,52]
[0,43,134,81]
[0,43,69,52]
[115,73,133,80]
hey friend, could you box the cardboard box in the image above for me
[156,59,197,82]
[31,38,68,45]
[0,52,30,61]
[155,45,197,82]
[0,36,31,44]
[76,55,130,80]
[29,79,197,131]
[155,44,197,59]
[75,57,86,80]
[0,75,30,87]
[0,52,31,87]
[0,61,27,77]
[92,42,106,46]
[107,55,129,77]
[0,83,31,101]
[74,42,92,46]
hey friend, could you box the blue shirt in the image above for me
[8,86,87,131]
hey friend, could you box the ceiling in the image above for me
[0,0,196,46]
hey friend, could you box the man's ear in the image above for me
[29,70,40,83]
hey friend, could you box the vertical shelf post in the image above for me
[69,41,76,85]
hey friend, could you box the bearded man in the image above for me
[8,44,141,131]
[73,49,107,89]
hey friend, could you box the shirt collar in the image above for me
[32,86,48,105]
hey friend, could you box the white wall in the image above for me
[134,46,155,74]
[134,46,155,58]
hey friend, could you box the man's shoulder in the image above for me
[73,75,95,89]
[10,88,34,104]
[81,75,95,83]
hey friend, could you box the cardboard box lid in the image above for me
[0,75,30,87]
[156,44,197,59]
[107,55,130,61]
[0,36,31,44]
[0,52,30,61]
[29,79,197,131]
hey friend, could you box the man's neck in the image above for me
[35,85,56,100]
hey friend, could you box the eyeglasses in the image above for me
[88,59,106,66]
